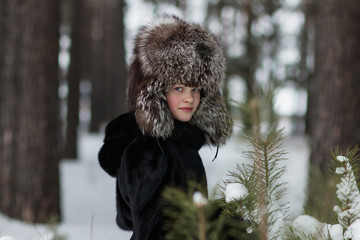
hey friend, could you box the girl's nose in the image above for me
[183,90,194,103]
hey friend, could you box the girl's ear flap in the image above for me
[190,94,232,146]
[135,87,174,139]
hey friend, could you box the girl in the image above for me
[98,15,232,240]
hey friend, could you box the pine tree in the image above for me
[223,128,289,240]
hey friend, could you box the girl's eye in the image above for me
[175,87,183,91]
[193,88,201,92]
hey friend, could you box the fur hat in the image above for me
[127,15,232,146]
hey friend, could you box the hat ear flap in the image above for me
[135,86,174,139]
[190,94,232,146]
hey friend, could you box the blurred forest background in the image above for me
[0,0,359,225]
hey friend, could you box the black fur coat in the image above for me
[98,111,207,240]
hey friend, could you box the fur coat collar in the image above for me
[98,111,206,178]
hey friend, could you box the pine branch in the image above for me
[162,185,205,240]
[162,183,256,240]
[329,147,360,231]
[224,128,290,240]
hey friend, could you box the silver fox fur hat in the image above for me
[127,15,232,146]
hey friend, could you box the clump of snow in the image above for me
[326,224,344,240]
[336,156,349,162]
[224,183,248,202]
[193,191,208,207]
[292,215,345,240]
[293,215,323,237]
[345,219,360,240]
[335,167,346,175]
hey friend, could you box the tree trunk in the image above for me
[306,0,360,221]
[89,0,106,132]
[309,0,360,174]
[89,0,127,132]
[0,0,61,222]
[63,0,83,159]
[110,0,127,117]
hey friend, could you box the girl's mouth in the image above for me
[180,107,193,112]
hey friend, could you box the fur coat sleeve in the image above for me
[118,136,168,240]
[98,112,140,177]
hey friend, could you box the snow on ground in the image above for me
[0,125,309,240]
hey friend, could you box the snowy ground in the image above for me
[0,125,309,240]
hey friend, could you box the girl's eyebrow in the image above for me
[173,84,201,88]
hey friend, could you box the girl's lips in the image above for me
[180,107,193,112]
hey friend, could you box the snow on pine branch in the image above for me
[292,150,360,240]
[333,155,360,236]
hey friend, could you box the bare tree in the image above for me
[89,0,128,132]
[0,0,61,222]
[306,0,360,221]
[63,0,83,159]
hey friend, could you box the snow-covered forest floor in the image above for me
[0,123,309,240]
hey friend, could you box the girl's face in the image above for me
[165,84,201,122]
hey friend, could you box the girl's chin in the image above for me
[174,114,193,122]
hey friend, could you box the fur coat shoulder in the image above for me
[98,111,207,240]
